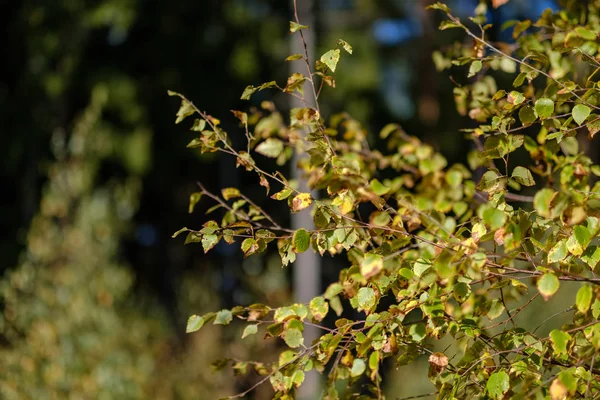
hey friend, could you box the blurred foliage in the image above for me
[0,85,232,399]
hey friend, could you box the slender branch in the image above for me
[446,12,600,112]
[240,193,282,229]
[292,0,320,114]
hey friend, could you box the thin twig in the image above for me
[240,193,283,229]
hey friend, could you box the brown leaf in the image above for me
[259,174,270,194]
[494,227,506,245]
[428,352,449,374]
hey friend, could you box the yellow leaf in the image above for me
[292,193,313,212]
[549,378,567,400]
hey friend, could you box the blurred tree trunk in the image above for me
[290,0,321,398]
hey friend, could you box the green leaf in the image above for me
[478,170,505,194]
[379,123,400,139]
[533,188,555,218]
[241,85,258,100]
[427,2,450,12]
[468,60,482,78]
[537,273,560,300]
[189,192,202,213]
[572,104,591,125]
[519,106,537,126]
[413,259,431,277]
[330,296,343,316]
[309,296,329,322]
[190,118,206,132]
[283,328,304,348]
[486,371,510,400]
[487,299,505,320]
[186,315,204,333]
[511,166,535,186]
[320,49,341,73]
[369,351,380,372]
[445,170,462,188]
[271,187,293,201]
[357,287,376,311]
[242,324,258,339]
[337,39,353,54]
[482,208,506,230]
[575,27,597,40]
[550,329,571,355]
[507,91,525,105]
[370,179,390,195]
[279,350,296,367]
[255,138,284,158]
[535,98,554,119]
[350,359,366,377]
[324,283,343,300]
[291,370,305,388]
[172,227,189,238]
[184,231,202,244]
[214,310,233,325]
[513,72,527,87]
[361,253,383,279]
[582,246,600,269]
[439,20,462,30]
[241,238,259,257]
[567,225,591,256]
[409,322,426,342]
[175,99,195,124]
[547,239,568,263]
[202,234,219,253]
[576,285,593,313]
[290,21,309,33]
[292,229,311,253]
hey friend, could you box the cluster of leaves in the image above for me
[175,1,600,399]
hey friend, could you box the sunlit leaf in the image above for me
[361,253,383,279]
[511,166,535,186]
[283,328,304,348]
[337,39,353,54]
[549,329,571,355]
[290,21,309,33]
[320,49,340,73]
[486,371,509,399]
[350,359,366,377]
[535,98,554,119]
[309,296,329,322]
[468,60,482,78]
[537,273,560,300]
[186,315,204,333]
[285,54,303,62]
[576,285,593,313]
[242,324,258,339]
[255,138,284,158]
[572,104,591,125]
[292,193,313,212]
[214,310,233,325]
[292,229,310,253]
